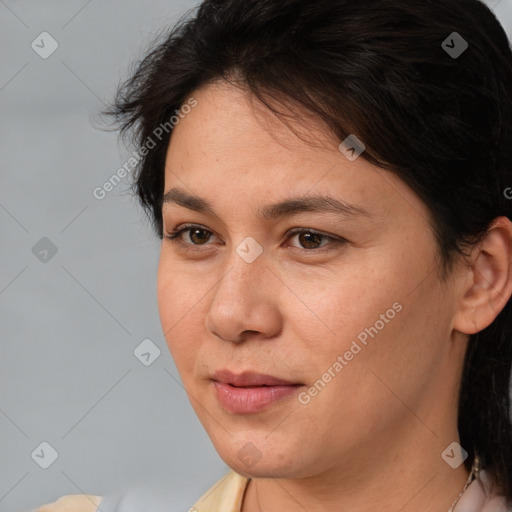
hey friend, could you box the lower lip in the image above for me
[213,381,302,414]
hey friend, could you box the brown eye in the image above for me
[287,228,342,251]
[164,225,218,249]
[297,232,324,249]
[188,228,212,244]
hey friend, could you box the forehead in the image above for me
[166,81,339,171]
[163,81,430,229]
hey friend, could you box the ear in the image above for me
[453,216,512,335]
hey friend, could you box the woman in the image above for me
[36,0,512,510]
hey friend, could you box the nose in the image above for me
[204,250,283,344]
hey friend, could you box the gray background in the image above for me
[1,1,511,511]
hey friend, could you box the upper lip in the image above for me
[212,369,301,387]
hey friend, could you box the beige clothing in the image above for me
[455,470,511,512]
[191,470,249,511]
[34,494,102,512]
[34,469,510,512]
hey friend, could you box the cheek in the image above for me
[310,278,449,431]
[157,257,206,374]
[282,260,400,353]
[157,252,209,327]
[287,248,437,392]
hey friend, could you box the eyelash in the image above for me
[163,224,345,254]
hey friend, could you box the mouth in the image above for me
[212,369,302,387]
[211,369,304,414]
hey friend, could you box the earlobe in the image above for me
[453,216,512,335]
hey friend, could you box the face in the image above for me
[157,81,462,480]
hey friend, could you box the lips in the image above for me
[211,369,301,387]
[211,370,303,414]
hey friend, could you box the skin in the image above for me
[157,81,512,512]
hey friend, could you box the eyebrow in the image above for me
[162,187,372,220]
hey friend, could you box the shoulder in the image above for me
[34,494,102,512]
[479,470,512,512]
[481,494,512,512]
[456,470,512,512]
[191,470,250,511]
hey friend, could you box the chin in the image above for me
[216,441,306,479]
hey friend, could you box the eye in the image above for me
[286,228,343,251]
[164,224,218,250]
